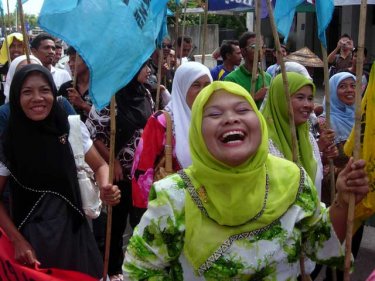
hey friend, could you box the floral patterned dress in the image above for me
[131,111,182,208]
[123,170,347,281]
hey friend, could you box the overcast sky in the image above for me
[3,0,44,15]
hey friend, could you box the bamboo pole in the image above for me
[344,1,367,280]
[1,15,11,64]
[6,0,11,34]
[16,0,30,63]
[179,0,188,63]
[103,96,116,281]
[201,0,208,65]
[265,0,297,162]
[72,53,79,89]
[321,44,337,281]
[266,1,309,279]
[155,48,163,111]
[174,7,179,65]
[250,0,261,99]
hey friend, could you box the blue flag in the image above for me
[274,0,304,41]
[315,0,334,49]
[39,0,169,109]
[274,0,334,48]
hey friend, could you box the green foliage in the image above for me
[3,12,38,31]
[167,1,247,37]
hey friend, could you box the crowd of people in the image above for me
[0,28,373,281]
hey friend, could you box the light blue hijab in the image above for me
[322,72,356,143]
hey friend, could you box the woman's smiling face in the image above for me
[202,91,261,167]
[337,77,356,106]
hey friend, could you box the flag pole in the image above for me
[266,1,309,279]
[72,53,79,89]
[174,7,180,66]
[321,44,337,281]
[103,96,116,280]
[179,0,188,64]
[344,0,367,280]
[155,48,163,111]
[265,0,297,162]
[201,0,208,65]
[16,0,30,63]
[250,0,261,99]
[1,13,11,64]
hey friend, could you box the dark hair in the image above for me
[66,46,76,56]
[55,42,63,49]
[273,44,287,53]
[239,32,256,49]
[353,47,367,57]
[30,33,55,49]
[177,36,192,47]
[340,33,352,41]
[220,40,239,60]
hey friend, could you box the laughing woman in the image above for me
[0,65,119,278]
[123,81,368,280]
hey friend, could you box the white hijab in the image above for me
[165,61,212,168]
[4,55,42,103]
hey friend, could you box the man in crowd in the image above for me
[210,40,242,81]
[327,33,354,76]
[31,33,71,90]
[266,44,288,78]
[225,31,271,108]
[175,35,194,64]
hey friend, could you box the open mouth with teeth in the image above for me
[220,130,246,143]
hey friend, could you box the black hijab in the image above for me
[114,61,153,154]
[4,64,84,228]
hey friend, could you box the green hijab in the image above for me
[262,72,317,182]
[184,81,302,275]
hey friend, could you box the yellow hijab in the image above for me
[183,81,302,275]
[344,61,375,233]
[0,33,24,65]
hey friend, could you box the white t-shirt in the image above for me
[0,121,92,177]
[51,66,71,90]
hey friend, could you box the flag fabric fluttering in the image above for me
[39,0,169,109]
[315,0,334,49]
[274,0,334,48]
[344,62,375,233]
[274,0,304,41]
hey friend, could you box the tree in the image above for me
[167,0,247,37]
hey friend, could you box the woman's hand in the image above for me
[100,184,121,206]
[322,144,339,161]
[318,128,335,151]
[13,237,40,266]
[336,157,369,206]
